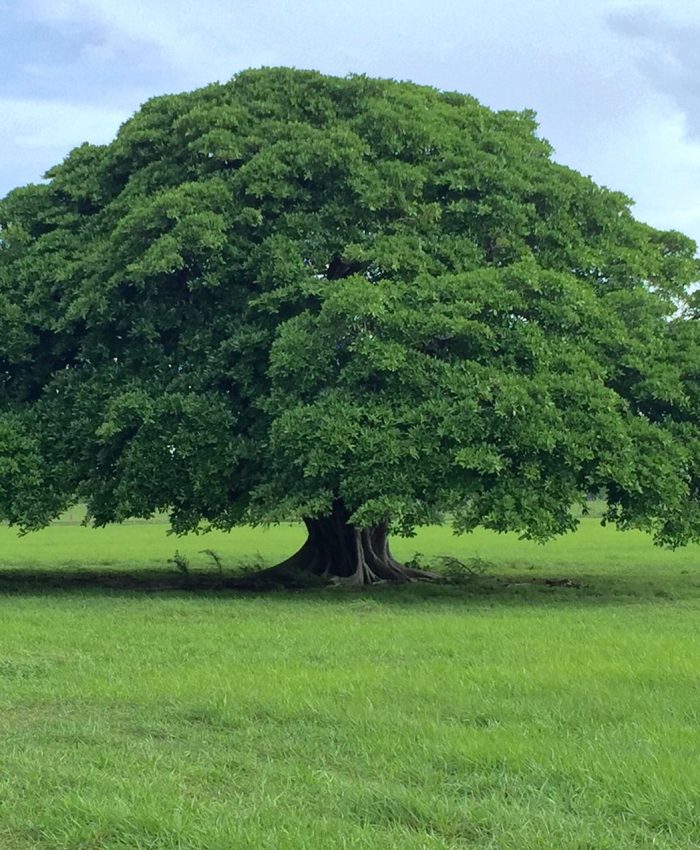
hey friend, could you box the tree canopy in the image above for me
[1,67,699,583]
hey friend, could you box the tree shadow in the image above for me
[0,568,233,594]
[0,566,686,609]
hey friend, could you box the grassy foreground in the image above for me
[1,520,700,849]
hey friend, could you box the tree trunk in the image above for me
[234,501,437,587]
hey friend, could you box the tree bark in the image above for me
[232,501,438,587]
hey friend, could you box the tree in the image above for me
[1,67,699,584]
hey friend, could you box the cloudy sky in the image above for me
[2,0,699,245]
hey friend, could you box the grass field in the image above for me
[1,519,700,849]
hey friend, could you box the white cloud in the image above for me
[0,97,127,191]
[607,4,700,140]
[1,97,126,150]
[24,0,276,86]
[555,94,700,242]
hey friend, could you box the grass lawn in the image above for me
[1,519,699,848]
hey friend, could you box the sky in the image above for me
[1,0,700,246]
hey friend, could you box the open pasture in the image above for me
[1,519,699,849]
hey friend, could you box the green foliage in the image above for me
[167,549,191,579]
[200,548,224,576]
[1,67,699,545]
[407,551,493,583]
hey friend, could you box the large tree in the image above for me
[1,68,699,584]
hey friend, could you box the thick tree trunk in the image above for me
[234,501,438,587]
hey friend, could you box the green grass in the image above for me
[1,520,700,848]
